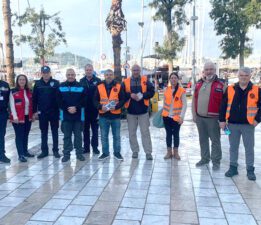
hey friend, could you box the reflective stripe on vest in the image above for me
[226,85,259,125]
[161,86,185,122]
[124,76,149,108]
[97,83,121,115]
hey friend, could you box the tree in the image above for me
[14,7,66,64]
[106,0,126,82]
[210,0,261,67]
[149,0,191,73]
[2,0,15,85]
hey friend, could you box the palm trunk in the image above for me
[112,34,123,82]
[2,0,15,86]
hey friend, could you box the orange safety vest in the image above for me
[162,86,185,122]
[226,85,259,125]
[124,76,149,108]
[97,83,121,115]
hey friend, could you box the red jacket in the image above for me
[194,77,224,117]
[10,88,33,123]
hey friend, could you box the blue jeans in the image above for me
[99,117,121,155]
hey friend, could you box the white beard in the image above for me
[205,75,214,81]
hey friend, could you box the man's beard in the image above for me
[205,74,214,81]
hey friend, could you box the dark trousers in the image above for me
[61,120,83,156]
[39,113,59,154]
[0,114,8,156]
[83,114,99,151]
[163,117,181,148]
[12,116,32,157]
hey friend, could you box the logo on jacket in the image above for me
[113,88,118,92]
[250,93,255,99]
[143,81,147,85]
[175,97,179,101]
[50,82,54,87]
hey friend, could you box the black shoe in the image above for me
[24,152,34,158]
[77,154,85,161]
[225,165,238,177]
[247,166,256,181]
[132,152,138,159]
[53,152,61,158]
[18,156,27,163]
[195,160,209,167]
[114,152,124,161]
[82,149,90,154]
[146,154,153,160]
[62,156,70,162]
[37,152,48,159]
[0,154,11,163]
[212,163,220,171]
[93,148,100,155]
[98,153,109,161]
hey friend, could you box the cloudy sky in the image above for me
[0,0,260,63]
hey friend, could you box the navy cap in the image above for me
[41,66,51,73]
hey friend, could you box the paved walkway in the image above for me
[0,102,261,225]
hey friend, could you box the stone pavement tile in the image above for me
[245,198,261,209]
[72,195,98,206]
[9,188,36,197]
[150,179,170,187]
[195,197,221,207]
[141,215,169,225]
[171,199,196,211]
[258,221,261,225]
[84,211,115,225]
[53,190,79,200]
[43,198,72,210]
[12,201,44,214]
[115,207,143,221]
[171,211,198,224]
[0,182,21,191]
[0,206,13,219]
[92,200,120,213]
[199,218,228,225]
[0,196,26,207]
[171,191,194,201]
[251,208,261,221]
[112,220,140,225]
[219,193,245,203]
[144,203,170,216]
[215,185,239,194]
[30,208,63,222]
[194,188,218,197]
[222,203,251,214]
[0,212,32,225]
[99,191,124,202]
[86,179,109,188]
[128,181,150,190]
[79,187,104,196]
[147,194,170,204]
[25,222,53,225]
[213,178,235,186]
[54,216,85,225]
[120,197,146,209]
[125,189,148,198]
[62,205,91,217]
[226,213,257,225]
[149,186,170,195]
[7,176,32,184]
[192,181,215,189]
[197,206,225,219]
[19,181,45,189]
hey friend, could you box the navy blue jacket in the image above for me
[56,80,85,121]
[0,80,10,116]
[33,77,60,118]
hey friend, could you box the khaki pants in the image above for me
[127,113,152,154]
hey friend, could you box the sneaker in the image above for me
[195,160,209,167]
[18,156,27,163]
[24,152,34,158]
[132,152,138,159]
[212,164,220,171]
[37,152,48,159]
[53,152,61,158]
[77,154,85,161]
[93,148,100,155]
[0,154,11,163]
[62,156,70,162]
[82,149,90,154]
[247,166,256,181]
[98,153,109,161]
[114,152,124,161]
[146,154,153,160]
[225,165,238,177]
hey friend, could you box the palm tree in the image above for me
[2,0,15,85]
[106,0,126,82]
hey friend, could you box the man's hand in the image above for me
[102,105,109,112]
[131,93,139,101]
[253,120,258,127]
[219,122,226,130]
[178,118,183,125]
[13,118,19,124]
[68,106,77,114]
[33,113,38,120]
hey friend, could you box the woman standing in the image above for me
[10,74,34,162]
[162,72,187,160]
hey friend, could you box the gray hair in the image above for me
[84,64,93,69]
[204,61,216,70]
[239,67,251,75]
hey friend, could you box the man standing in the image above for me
[94,69,125,160]
[0,79,10,163]
[80,64,101,155]
[192,62,225,170]
[122,64,155,160]
[57,68,85,162]
[33,66,60,159]
[219,67,261,181]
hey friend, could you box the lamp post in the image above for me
[124,22,130,78]
[139,0,145,70]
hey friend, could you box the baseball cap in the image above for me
[41,66,51,73]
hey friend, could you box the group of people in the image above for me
[0,61,260,181]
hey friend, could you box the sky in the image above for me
[0,0,260,64]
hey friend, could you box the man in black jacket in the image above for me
[33,66,60,159]
[0,79,11,163]
[57,68,85,162]
[80,64,101,155]
[219,67,261,181]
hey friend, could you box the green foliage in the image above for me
[210,0,261,64]
[13,7,66,63]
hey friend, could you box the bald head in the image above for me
[131,64,141,78]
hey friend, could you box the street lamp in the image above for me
[139,0,145,70]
